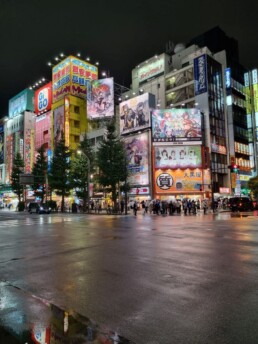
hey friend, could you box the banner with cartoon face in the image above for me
[152,108,202,143]
[154,145,202,169]
[124,132,149,185]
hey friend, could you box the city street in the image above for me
[1,210,258,343]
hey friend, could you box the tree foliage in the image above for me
[48,135,71,212]
[96,120,129,207]
[69,134,94,212]
[248,176,258,199]
[32,145,48,203]
[11,152,24,202]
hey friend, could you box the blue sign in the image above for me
[225,68,231,89]
[47,149,52,172]
[194,55,207,95]
[9,88,34,118]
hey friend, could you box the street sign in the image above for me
[19,174,34,185]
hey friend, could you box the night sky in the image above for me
[0,0,257,115]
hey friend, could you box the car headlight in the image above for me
[40,207,43,210]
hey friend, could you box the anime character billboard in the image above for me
[124,132,149,186]
[87,78,114,119]
[54,106,64,147]
[155,145,202,169]
[152,108,202,143]
[120,93,155,135]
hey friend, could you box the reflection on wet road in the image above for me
[0,211,258,343]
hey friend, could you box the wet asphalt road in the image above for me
[1,210,258,343]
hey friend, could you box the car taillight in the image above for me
[239,203,242,206]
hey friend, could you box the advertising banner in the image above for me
[70,57,98,99]
[64,97,70,146]
[35,82,52,114]
[52,58,71,103]
[52,56,98,103]
[5,134,13,183]
[152,108,202,143]
[0,128,4,165]
[138,56,164,84]
[53,106,64,146]
[194,54,207,95]
[25,129,32,173]
[120,93,155,135]
[154,169,203,194]
[154,145,202,169]
[124,132,149,186]
[35,112,51,151]
[87,78,114,119]
[9,88,34,118]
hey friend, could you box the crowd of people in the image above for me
[130,198,213,216]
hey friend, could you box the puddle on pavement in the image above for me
[0,282,133,344]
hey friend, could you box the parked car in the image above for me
[28,202,51,214]
[228,197,254,212]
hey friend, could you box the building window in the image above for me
[74,106,80,114]
[74,120,80,128]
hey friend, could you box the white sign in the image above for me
[138,57,164,83]
[129,187,150,195]
[252,69,258,85]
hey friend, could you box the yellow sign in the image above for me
[52,56,98,103]
[154,169,203,194]
[231,172,237,188]
[64,96,70,146]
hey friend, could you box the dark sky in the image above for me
[1,0,257,115]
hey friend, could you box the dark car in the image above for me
[228,197,254,212]
[28,203,51,214]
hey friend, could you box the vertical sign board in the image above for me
[194,54,208,95]
[225,68,231,95]
[64,96,70,146]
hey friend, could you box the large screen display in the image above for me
[120,93,155,135]
[152,108,202,143]
[87,78,114,119]
[124,132,149,186]
[154,145,202,169]
[154,169,203,194]
[53,106,64,146]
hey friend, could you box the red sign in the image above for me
[35,82,52,114]
[219,187,230,194]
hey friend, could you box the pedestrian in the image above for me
[133,201,138,216]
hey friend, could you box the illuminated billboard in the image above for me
[35,112,51,151]
[52,56,98,103]
[0,126,4,165]
[124,132,149,186]
[154,169,203,194]
[35,82,52,114]
[9,88,34,118]
[53,106,64,146]
[87,78,114,119]
[152,108,202,143]
[120,93,155,135]
[138,56,164,84]
[154,145,202,169]
[194,54,207,95]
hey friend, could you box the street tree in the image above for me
[11,152,24,202]
[48,135,71,212]
[32,145,47,203]
[70,134,94,212]
[248,176,258,199]
[96,120,129,210]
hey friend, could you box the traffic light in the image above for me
[231,164,239,173]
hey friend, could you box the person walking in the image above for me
[133,201,138,216]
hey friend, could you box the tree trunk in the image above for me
[61,192,65,212]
